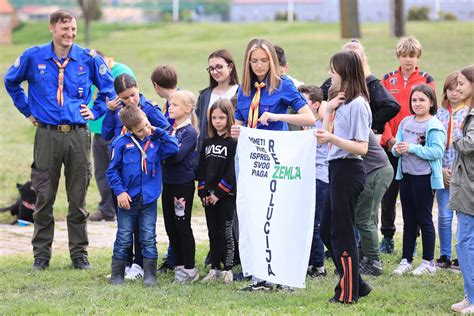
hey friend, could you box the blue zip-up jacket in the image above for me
[106,127,179,204]
[392,115,446,189]
[102,93,170,141]
[4,42,115,124]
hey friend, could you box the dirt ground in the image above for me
[1,201,450,256]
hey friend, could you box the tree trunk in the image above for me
[84,17,90,45]
[390,0,405,37]
[339,0,361,39]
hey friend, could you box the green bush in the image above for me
[439,10,457,21]
[275,11,297,21]
[408,6,430,21]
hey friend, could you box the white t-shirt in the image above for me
[208,85,239,111]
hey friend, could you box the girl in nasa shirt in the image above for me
[198,99,237,284]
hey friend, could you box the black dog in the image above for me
[0,181,36,225]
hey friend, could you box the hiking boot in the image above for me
[201,269,221,283]
[435,255,452,269]
[143,258,157,287]
[89,211,115,222]
[158,261,175,274]
[452,297,470,312]
[239,281,273,291]
[359,279,372,298]
[32,258,49,270]
[72,256,92,270]
[125,263,144,281]
[174,268,199,284]
[308,266,327,278]
[222,270,234,284]
[412,259,436,276]
[392,259,412,275]
[359,257,383,277]
[109,258,126,285]
[380,237,394,254]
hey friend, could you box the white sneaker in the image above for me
[452,297,470,312]
[461,304,474,315]
[412,259,436,276]
[125,263,143,280]
[221,270,233,284]
[392,259,413,275]
[201,269,221,283]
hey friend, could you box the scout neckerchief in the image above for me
[162,100,169,116]
[120,126,128,135]
[53,58,71,106]
[171,118,192,136]
[130,135,151,174]
[446,101,466,150]
[247,82,266,128]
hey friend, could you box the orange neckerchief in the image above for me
[53,58,71,106]
[247,82,266,128]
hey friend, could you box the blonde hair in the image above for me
[168,90,199,134]
[342,39,371,77]
[396,36,422,58]
[441,71,459,108]
[241,38,281,96]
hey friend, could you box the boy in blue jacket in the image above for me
[106,105,179,287]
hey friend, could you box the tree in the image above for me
[78,0,102,45]
[390,0,405,37]
[339,0,361,39]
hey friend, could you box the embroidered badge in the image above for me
[389,89,399,94]
[126,143,135,149]
[14,56,21,68]
[78,87,84,97]
[389,77,398,85]
[99,64,107,75]
[78,65,84,72]
[37,64,46,70]
[149,143,155,149]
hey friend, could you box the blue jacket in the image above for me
[106,127,179,204]
[4,42,115,124]
[101,94,170,141]
[392,115,446,189]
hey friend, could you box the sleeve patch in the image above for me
[99,64,107,75]
[14,56,20,68]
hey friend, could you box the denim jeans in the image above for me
[436,188,454,259]
[113,200,158,261]
[309,179,328,268]
[456,212,474,304]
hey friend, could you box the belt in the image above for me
[37,122,87,133]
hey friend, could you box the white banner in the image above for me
[236,127,316,288]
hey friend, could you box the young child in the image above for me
[198,99,237,284]
[103,74,171,280]
[435,72,469,269]
[380,37,435,254]
[161,90,200,284]
[449,64,474,315]
[151,64,179,126]
[391,84,446,276]
[106,105,179,287]
[315,50,372,304]
[298,85,328,278]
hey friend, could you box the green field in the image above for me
[0,21,472,314]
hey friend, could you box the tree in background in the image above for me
[390,0,405,37]
[78,0,102,45]
[339,0,361,39]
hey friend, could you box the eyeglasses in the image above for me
[207,64,228,73]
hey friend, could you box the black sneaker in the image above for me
[450,259,461,272]
[72,256,92,269]
[308,266,327,278]
[435,255,452,269]
[359,258,383,277]
[275,284,294,292]
[359,279,372,298]
[157,261,175,273]
[379,237,394,254]
[233,272,252,282]
[32,258,49,270]
[239,281,273,291]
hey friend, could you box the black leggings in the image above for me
[205,194,236,270]
[162,182,196,269]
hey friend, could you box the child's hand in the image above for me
[326,92,345,113]
[258,112,277,126]
[208,193,219,205]
[28,115,38,126]
[231,125,241,138]
[314,129,332,144]
[442,168,451,187]
[395,142,409,154]
[387,138,396,151]
[117,192,132,210]
[107,97,122,111]
[80,104,94,120]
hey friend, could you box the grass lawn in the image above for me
[0,243,464,315]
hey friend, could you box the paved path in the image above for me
[1,201,450,256]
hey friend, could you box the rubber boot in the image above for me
[143,258,157,287]
[109,258,126,285]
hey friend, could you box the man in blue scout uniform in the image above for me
[4,9,116,270]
